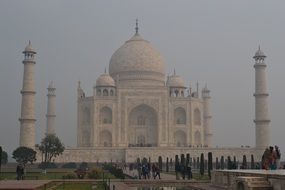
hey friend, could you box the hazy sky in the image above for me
[1,1,285,157]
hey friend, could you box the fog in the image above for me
[0,1,285,158]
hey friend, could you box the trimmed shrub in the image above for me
[63,173,77,179]
[200,153,204,176]
[38,162,57,169]
[88,168,104,179]
[62,162,77,168]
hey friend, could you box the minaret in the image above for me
[202,85,212,147]
[46,81,56,135]
[253,46,270,149]
[19,41,36,148]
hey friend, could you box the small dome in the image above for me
[96,73,115,87]
[167,75,185,88]
[253,46,266,58]
[23,41,36,53]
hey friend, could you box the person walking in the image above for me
[155,164,161,179]
[275,145,281,169]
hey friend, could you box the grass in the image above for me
[0,168,116,180]
[0,171,75,180]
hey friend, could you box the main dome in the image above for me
[109,33,166,86]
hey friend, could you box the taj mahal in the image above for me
[18,21,270,163]
[77,22,212,149]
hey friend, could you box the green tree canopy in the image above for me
[39,134,65,163]
[12,147,37,166]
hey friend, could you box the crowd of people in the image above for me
[261,145,281,170]
[175,162,192,180]
[136,163,161,179]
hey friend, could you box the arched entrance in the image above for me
[174,130,186,147]
[99,130,112,147]
[128,104,158,147]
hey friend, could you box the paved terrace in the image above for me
[0,180,52,190]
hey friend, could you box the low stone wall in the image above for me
[47,147,263,164]
[211,170,285,190]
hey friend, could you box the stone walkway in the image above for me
[0,180,51,190]
[124,168,177,180]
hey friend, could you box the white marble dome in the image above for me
[167,75,185,87]
[96,73,115,87]
[109,33,165,86]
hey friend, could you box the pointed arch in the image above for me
[128,104,158,146]
[194,108,201,125]
[99,130,112,147]
[195,131,201,145]
[82,107,90,124]
[103,89,108,96]
[174,130,186,147]
[100,106,112,124]
[174,107,186,124]
[110,89,114,96]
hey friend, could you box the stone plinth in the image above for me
[212,170,285,190]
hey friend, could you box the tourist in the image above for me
[155,164,161,179]
[16,164,24,180]
[16,164,21,180]
[181,164,186,180]
[186,164,192,180]
[175,161,180,180]
[269,146,277,170]
[137,163,142,179]
[152,163,156,179]
[262,148,270,170]
[275,145,281,169]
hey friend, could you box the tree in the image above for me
[208,152,213,179]
[220,156,225,170]
[158,156,163,171]
[12,147,37,166]
[39,134,65,165]
[186,154,190,167]
[251,154,255,169]
[0,146,2,173]
[215,157,219,169]
[166,157,169,172]
[242,155,247,169]
[1,151,8,165]
[227,156,232,169]
[233,156,237,169]
[200,153,204,176]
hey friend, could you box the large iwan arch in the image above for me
[128,104,158,146]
